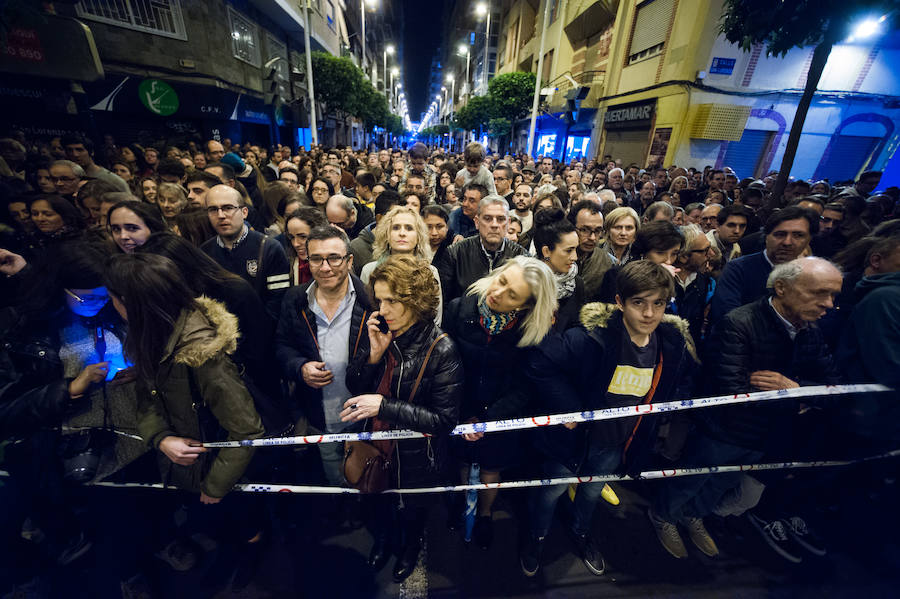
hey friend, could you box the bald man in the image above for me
[650,257,841,561]
[202,185,290,320]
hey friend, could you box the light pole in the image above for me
[390,67,399,109]
[360,0,375,77]
[383,44,394,95]
[476,2,491,95]
[303,0,317,145]
[527,0,552,158]
[457,44,470,97]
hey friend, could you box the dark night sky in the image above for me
[402,0,445,121]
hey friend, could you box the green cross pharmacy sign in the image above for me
[139,79,179,116]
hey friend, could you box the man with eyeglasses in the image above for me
[493,165,514,208]
[567,200,613,301]
[674,224,716,343]
[325,194,374,240]
[202,185,290,321]
[275,225,373,488]
[49,160,84,199]
[279,166,301,191]
[438,195,526,304]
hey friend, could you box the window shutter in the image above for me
[629,0,674,56]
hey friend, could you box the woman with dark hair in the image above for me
[103,253,264,523]
[533,208,585,331]
[284,206,328,286]
[443,256,557,549]
[106,201,166,253]
[120,144,150,177]
[422,204,451,265]
[137,232,282,421]
[260,181,309,236]
[174,206,216,247]
[344,255,464,582]
[308,176,334,210]
[27,194,85,249]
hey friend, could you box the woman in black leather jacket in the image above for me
[344,254,464,583]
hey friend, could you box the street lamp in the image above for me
[383,44,394,94]
[476,2,491,95]
[457,44,471,96]
[847,14,888,42]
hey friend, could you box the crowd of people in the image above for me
[1,131,899,596]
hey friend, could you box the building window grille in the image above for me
[228,6,261,67]
[76,0,187,40]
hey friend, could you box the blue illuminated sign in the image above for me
[710,57,736,75]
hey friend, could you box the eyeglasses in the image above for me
[308,254,350,268]
[206,204,241,216]
[689,245,713,254]
[575,226,603,237]
[311,186,330,194]
[65,288,109,304]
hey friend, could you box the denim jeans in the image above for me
[652,432,764,523]
[529,446,622,538]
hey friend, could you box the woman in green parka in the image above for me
[103,253,264,502]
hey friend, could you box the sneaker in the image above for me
[648,508,687,559]
[154,539,200,572]
[473,515,493,550]
[600,484,620,506]
[519,536,544,577]
[781,516,826,557]
[571,533,606,576]
[56,531,93,566]
[684,518,719,557]
[746,512,803,563]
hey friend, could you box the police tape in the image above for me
[201,383,892,449]
[4,447,895,496]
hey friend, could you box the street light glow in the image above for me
[386,44,395,54]
[458,44,467,55]
[475,2,487,17]
[391,66,399,76]
[446,74,454,82]
[853,19,881,39]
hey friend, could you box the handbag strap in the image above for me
[408,332,447,405]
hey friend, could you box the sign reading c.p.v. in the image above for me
[139,78,179,116]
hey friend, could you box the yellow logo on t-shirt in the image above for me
[607,365,653,397]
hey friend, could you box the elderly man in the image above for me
[438,194,526,303]
[202,185,290,321]
[709,206,818,326]
[206,139,225,163]
[651,257,842,561]
[49,160,84,199]
[325,194,374,240]
[699,204,723,234]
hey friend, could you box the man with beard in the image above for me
[510,183,534,233]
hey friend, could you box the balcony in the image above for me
[545,70,605,110]
[564,0,619,43]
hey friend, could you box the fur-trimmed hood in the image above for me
[162,296,240,367]
[579,302,699,363]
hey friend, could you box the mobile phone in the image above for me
[376,315,389,334]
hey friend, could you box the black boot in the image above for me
[392,536,422,583]
[368,534,391,572]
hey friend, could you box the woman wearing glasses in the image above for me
[343,255,463,583]
[284,206,328,286]
[360,205,443,324]
[307,176,335,211]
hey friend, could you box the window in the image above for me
[325,0,336,31]
[266,34,288,81]
[76,0,187,40]
[628,0,674,64]
[542,49,554,84]
[228,7,261,67]
[549,0,560,23]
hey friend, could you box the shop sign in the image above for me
[139,79,179,116]
[604,99,656,130]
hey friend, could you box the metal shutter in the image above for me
[816,135,880,183]
[603,130,649,167]
[722,129,771,180]
[629,0,674,56]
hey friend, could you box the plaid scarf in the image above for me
[478,297,518,336]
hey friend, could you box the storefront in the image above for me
[530,109,598,162]
[84,75,285,147]
[600,98,657,166]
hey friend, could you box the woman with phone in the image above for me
[343,255,464,583]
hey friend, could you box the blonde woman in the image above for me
[603,206,640,265]
[443,256,557,548]
[156,182,188,221]
[360,205,443,324]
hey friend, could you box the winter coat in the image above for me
[274,275,373,430]
[437,236,527,304]
[526,303,698,475]
[836,272,900,441]
[137,296,264,498]
[349,222,376,276]
[555,276,585,332]
[673,273,715,346]
[443,294,529,422]
[701,296,840,451]
[347,319,463,486]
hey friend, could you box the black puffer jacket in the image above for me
[347,319,464,486]
[443,294,529,421]
[700,296,840,451]
[673,273,714,345]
